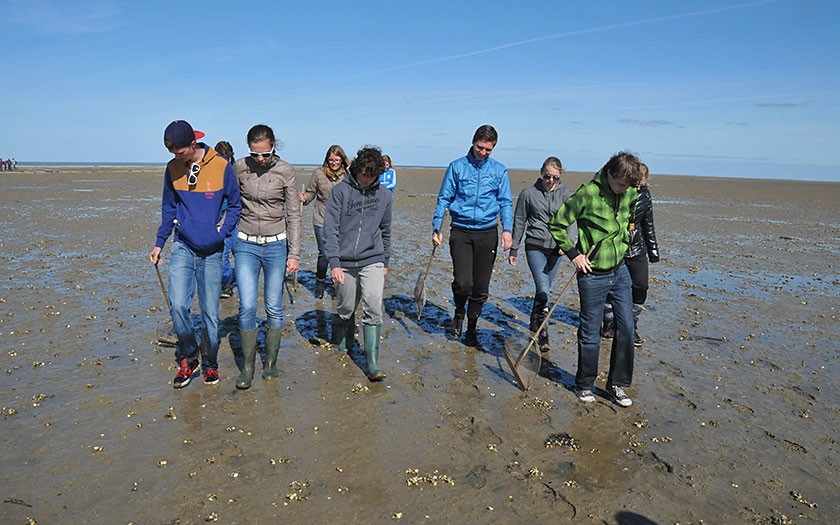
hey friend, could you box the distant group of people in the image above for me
[0,157,17,171]
[150,120,659,408]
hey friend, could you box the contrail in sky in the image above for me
[352,0,779,79]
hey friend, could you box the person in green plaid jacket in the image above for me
[548,151,643,407]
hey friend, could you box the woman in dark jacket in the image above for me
[603,163,660,345]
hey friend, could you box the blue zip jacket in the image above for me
[155,144,241,255]
[432,149,512,233]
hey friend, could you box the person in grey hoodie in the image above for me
[324,146,392,381]
[508,156,577,352]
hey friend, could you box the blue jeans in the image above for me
[576,263,634,390]
[222,227,237,288]
[234,238,288,331]
[525,247,562,303]
[313,225,328,280]
[168,241,222,371]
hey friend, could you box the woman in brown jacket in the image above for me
[299,145,349,298]
[233,124,301,389]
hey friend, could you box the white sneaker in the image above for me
[575,388,596,403]
[609,386,633,407]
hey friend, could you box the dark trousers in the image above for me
[625,253,649,305]
[449,226,498,320]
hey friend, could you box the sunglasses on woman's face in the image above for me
[249,147,275,159]
[187,163,200,185]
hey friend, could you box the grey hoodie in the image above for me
[510,178,577,257]
[323,171,392,270]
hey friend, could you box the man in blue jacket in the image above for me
[432,125,513,346]
[150,120,241,388]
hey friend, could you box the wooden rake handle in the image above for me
[154,262,171,309]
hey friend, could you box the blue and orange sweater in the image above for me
[155,144,241,255]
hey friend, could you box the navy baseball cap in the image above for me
[164,120,206,149]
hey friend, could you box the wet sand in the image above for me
[1,165,837,524]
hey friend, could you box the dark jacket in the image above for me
[324,171,392,270]
[627,187,659,261]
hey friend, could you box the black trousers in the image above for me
[449,226,498,320]
[625,253,649,305]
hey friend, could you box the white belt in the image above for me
[237,231,287,245]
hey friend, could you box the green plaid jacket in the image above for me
[548,170,638,271]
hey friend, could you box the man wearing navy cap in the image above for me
[150,120,241,388]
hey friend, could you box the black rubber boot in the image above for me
[236,329,258,389]
[448,310,465,340]
[536,304,550,352]
[363,325,386,381]
[315,278,326,299]
[463,318,479,347]
[262,327,282,380]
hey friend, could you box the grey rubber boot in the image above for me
[632,304,644,347]
[262,327,282,380]
[236,329,258,389]
[602,302,615,339]
[363,325,386,381]
[332,315,354,353]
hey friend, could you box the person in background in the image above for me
[150,120,241,388]
[548,151,643,408]
[300,145,349,299]
[432,124,513,347]
[232,124,301,389]
[214,140,237,299]
[324,146,392,381]
[380,154,396,193]
[509,156,577,352]
[602,163,660,346]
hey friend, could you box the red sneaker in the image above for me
[173,359,199,389]
[203,369,220,385]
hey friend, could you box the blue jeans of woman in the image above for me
[576,262,634,390]
[168,241,223,371]
[313,226,328,280]
[234,238,288,331]
[525,247,562,304]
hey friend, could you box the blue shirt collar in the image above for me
[466,149,486,168]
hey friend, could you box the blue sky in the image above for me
[1,0,838,180]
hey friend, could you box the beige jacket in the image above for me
[301,167,344,227]
[233,156,301,260]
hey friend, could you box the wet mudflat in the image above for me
[1,166,837,524]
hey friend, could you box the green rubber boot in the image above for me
[363,325,386,382]
[262,327,282,380]
[332,315,354,353]
[236,329,258,389]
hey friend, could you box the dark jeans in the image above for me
[576,262,634,390]
[449,226,498,320]
[625,253,649,305]
[313,225,328,280]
